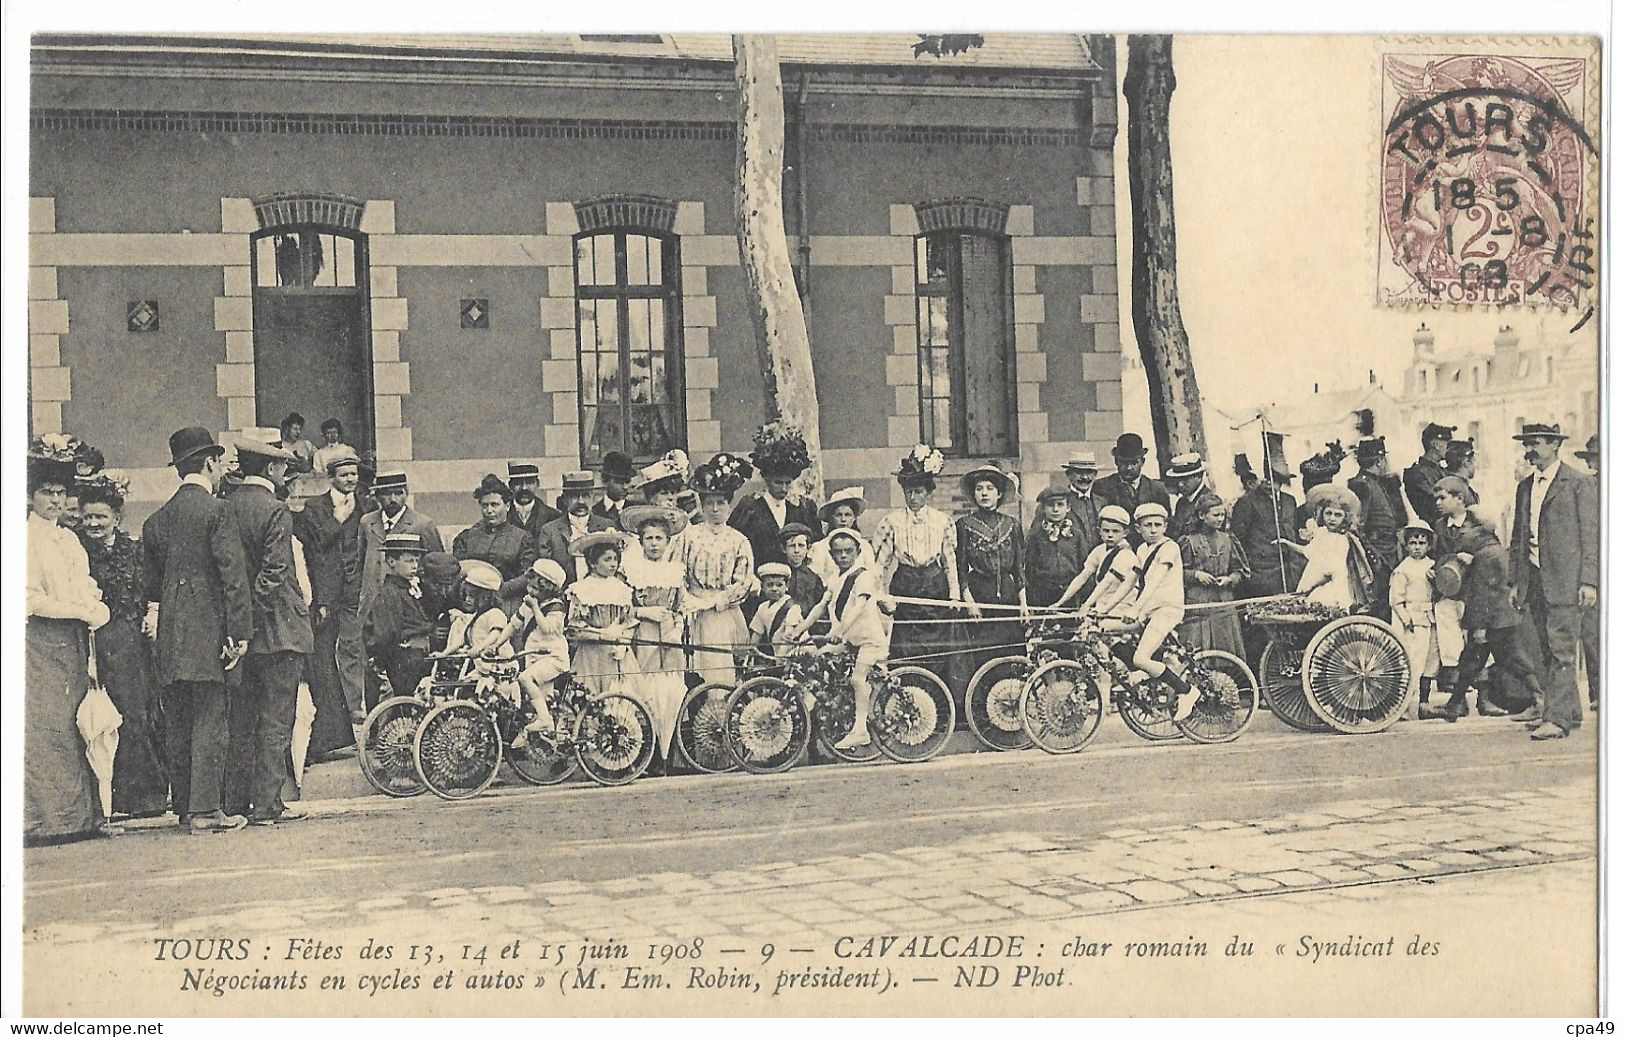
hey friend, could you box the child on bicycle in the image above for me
[793,530,886,749]
[473,558,569,742]
[1126,502,1197,720]
[1058,504,1139,616]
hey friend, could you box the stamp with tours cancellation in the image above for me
[1376,39,1599,310]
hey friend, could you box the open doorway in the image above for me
[251,227,373,453]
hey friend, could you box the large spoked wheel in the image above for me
[1302,616,1412,733]
[966,655,1035,751]
[871,665,956,763]
[573,693,657,785]
[1019,659,1105,755]
[724,677,810,774]
[359,696,428,797]
[1174,650,1260,744]
[1258,639,1329,731]
[673,683,740,774]
[413,700,501,801]
[503,698,582,786]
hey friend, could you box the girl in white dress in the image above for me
[620,505,690,762]
[566,533,640,698]
[1278,488,1375,611]
[680,454,756,686]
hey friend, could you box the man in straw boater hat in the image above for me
[141,426,253,834]
[730,421,823,569]
[1508,422,1599,740]
[1093,432,1171,547]
[360,469,444,621]
[1056,452,1104,556]
[536,471,617,585]
[1163,451,1214,541]
[221,434,314,825]
[294,442,373,749]
[506,460,560,543]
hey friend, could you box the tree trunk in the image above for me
[1124,34,1207,472]
[734,34,824,499]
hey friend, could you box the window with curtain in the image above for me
[914,231,1016,456]
[574,231,685,466]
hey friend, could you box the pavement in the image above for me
[21,709,1599,1017]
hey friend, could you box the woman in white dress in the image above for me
[566,532,640,698]
[620,505,690,763]
[679,454,756,686]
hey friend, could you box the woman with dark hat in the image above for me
[874,445,960,688]
[26,438,114,843]
[956,461,1026,687]
[729,421,822,568]
[452,473,538,602]
[77,472,170,818]
[679,453,757,685]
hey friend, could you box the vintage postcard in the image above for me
[10,24,1603,1019]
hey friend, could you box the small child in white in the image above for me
[473,558,569,742]
[749,562,806,656]
[1389,522,1440,720]
[1058,504,1140,617]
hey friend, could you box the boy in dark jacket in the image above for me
[1423,520,1544,722]
[1026,486,1090,607]
[366,532,434,699]
[779,523,828,631]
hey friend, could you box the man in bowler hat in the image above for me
[142,426,253,834]
[1094,433,1171,547]
[593,451,638,524]
[222,438,312,824]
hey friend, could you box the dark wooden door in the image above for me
[253,292,372,451]
[955,234,1015,457]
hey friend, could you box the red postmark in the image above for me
[1378,53,1595,309]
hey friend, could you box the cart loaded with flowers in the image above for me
[1243,598,1411,734]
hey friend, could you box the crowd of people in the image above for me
[24,410,1600,845]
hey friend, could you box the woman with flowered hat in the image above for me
[874,445,960,689]
[77,470,171,818]
[26,436,113,843]
[679,453,757,685]
[729,421,823,569]
[956,461,1026,687]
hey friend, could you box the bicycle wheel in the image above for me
[358,696,428,797]
[673,683,740,773]
[413,700,501,801]
[1019,659,1104,755]
[872,665,956,763]
[1118,681,1182,742]
[1174,650,1260,744]
[724,677,809,774]
[574,693,657,786]
[966,655,1035,751]
[1259,639,1329,731]
[810,683,883,764]
[1302,616,1412,733]
[503,698,581,786]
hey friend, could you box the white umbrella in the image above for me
[75,632,122,820]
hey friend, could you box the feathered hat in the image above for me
[750,421,812,479]
[692,452,754,498]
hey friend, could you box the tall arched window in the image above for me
[913,199,1016,457]
[573,196,685,466]
[249,196,372,451]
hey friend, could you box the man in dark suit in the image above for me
[1403,422,1456,527]
[359,470,443,621]
[1163,452,1215,540]
[222,439,313,825]
[1094,432,1170,546]
[1508,423,1599,739]
[536,472,617,585]
[506,460,559,543]
[141,426,253,834]
[1347,437,1405,621]
[1058,453,1104,557]
[593,451,637,525]
[294,446,372,743]
[729,468,823,570]
[1575,434,1600,711]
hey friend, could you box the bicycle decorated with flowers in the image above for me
[1018,614,1259,753]
[721,641,882,773]
[358,652,478,798]
[963,616,1084,751]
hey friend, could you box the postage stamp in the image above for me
[1376,43,1599,309]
